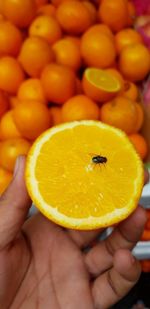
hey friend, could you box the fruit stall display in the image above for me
[0,0,149,257]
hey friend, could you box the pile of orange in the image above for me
[0,0,149,194]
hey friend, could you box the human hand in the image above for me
[0,156,148,309]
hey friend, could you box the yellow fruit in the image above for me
[26,120,144,230]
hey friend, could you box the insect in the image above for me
[92,155,107,165]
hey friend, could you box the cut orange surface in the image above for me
[82,68,122,102]
[26,120,144,230]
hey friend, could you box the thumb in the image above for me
[0,156,31,250]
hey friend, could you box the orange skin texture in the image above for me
[0,166,12,194]
[0,90,9,117]
[0,57,25,94]
[17,78,47,105]
[41,63,76,104]
[2,0,36,28]
[0,21,23,57]
[18,37,54,78]
[13,100,52,141]
[129,133,148,160]
[0,138,31,172]
[0,110,21,140]
[115,28,143,54]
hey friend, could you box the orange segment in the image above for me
[26,120,144,230]
[82,68,122,103]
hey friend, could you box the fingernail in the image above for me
[13,157,21,177]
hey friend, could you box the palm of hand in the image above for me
[0,157,147,309]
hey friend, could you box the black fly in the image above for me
[92,155,107,165]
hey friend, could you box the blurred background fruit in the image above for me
[0,0,149,192]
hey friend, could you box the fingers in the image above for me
[68,229,102,249]
[85,206,147,276]
[0,156,31,250]
[67,170,149,249]
[92,249,141,309]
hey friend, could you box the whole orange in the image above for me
[0,21,23,57]
[0,166,12,194]
[0,110,21,140]
[101,96,138,134]
[122,81,139,101]
[13,100,51,140]
[0,57,25,94]
[37,4,56,17]
[56,1,93,35]
[52,38,81,71]
[0,138,31,172]
[50,106,62,126]
[0,91,9,117]
[41,63,76,104]
[18,37,54,78]
[29,15,62,45]
[99,0,128,32]
[2,0,36,28]
[81,27,116,68]
[119,43,150,81]
[115,28,143,54]
[129,133,148,160]
[18,78,47,105]
[61,95,100,122]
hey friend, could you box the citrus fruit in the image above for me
[101,96,138,134]
[0,166,12,194]
[0,110,21,140]
[106,68,125,92]
[89,24,114,41]
[17,78,47,105]
[134,103,144,133]
[13,100,51,141]
[41,63,76,104]
[52,38,82,71]
[83,1,97,24]
[99,0,128,32]
[0,138,31,172]
[9,96,20,109]
[37,4,56,16]
[35,0,48,8]
[82,68,122,103]
[129,133,148,160]
[25,120,144,230]
[29,15,62,45]
[115,28,143,54]
[119,43,150,82]
[0,90,9,117]
[56,1,93,35]
[61,95,100,122]
[2,0,36,28]
[18,36,54,78]
[50,106,62,126]
[81,27,116,68]
[127,1,136,26]
[0,57,25,94]
[0,20,23,57]
[122,81,139,101]
[76,78,83,95]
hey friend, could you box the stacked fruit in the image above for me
[140,210,150,272]
[0,0,149,194]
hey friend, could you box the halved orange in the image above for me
[82,68,122,103]
[25,120,144,230]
